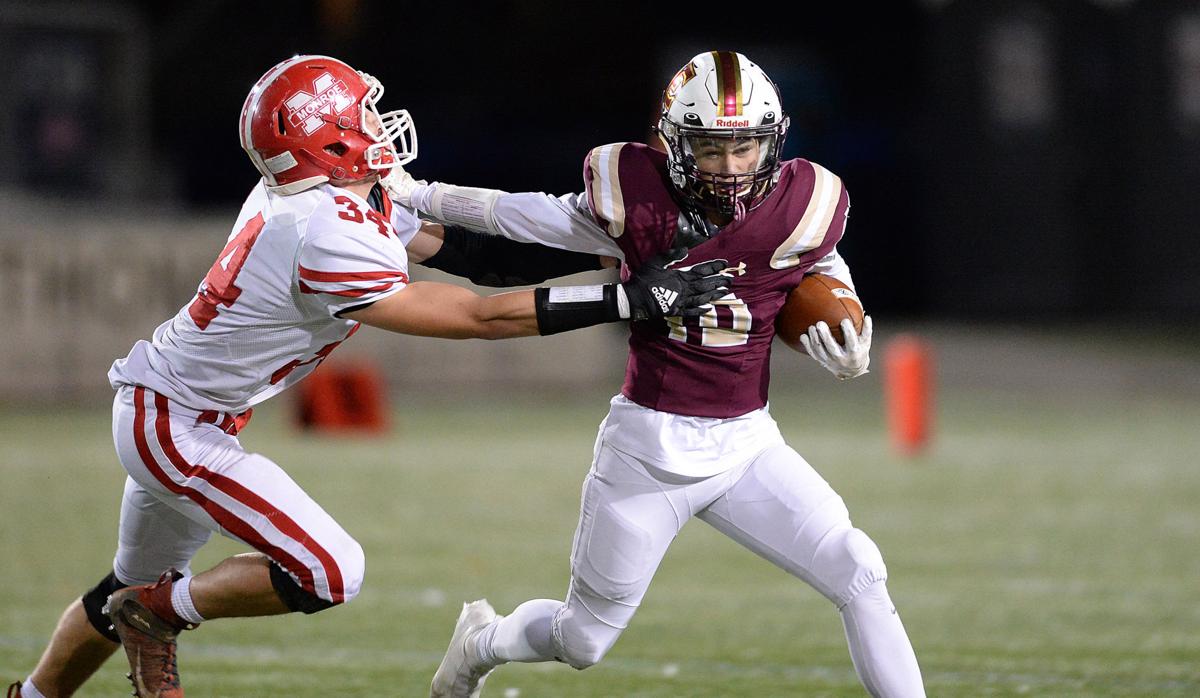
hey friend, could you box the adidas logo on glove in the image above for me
[651,286,678,313]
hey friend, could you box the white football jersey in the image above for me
[109,180,420,412]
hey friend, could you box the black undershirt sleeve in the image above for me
[420,225,605,287]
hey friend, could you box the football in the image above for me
[775,273,865,352]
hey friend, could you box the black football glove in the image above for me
[621,246,731,321]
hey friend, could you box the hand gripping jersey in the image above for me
[109,181,419,413]
[584,142,849,418]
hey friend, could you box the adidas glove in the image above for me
[622,246,730,321]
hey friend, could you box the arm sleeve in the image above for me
[298,215,412,318]
[420,225,606,287]
[486,192,625,258]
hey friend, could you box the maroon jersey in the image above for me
[583,142,850,418]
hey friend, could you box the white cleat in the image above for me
[430,599,500,698]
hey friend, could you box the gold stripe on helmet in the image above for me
[710,51,743,117]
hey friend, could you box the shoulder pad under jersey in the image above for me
[770,160,850,269]
[582,142,672,239]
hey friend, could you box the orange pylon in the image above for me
[884,335,934,455]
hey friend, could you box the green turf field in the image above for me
[2,366,1199,696]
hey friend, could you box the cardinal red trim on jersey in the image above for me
[299,267,409,283]
[298,280,396,297]
[131,387,345,603]
[298,266,407,297]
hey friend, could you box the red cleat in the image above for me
[6,682,22,698]
[103,569,196,698]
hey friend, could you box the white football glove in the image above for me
[380,165,431,209]
[799,315,873,380]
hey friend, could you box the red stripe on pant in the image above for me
[131,387,345,603]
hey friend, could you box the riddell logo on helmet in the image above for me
[714,118,750,127]
[285,73,354,136]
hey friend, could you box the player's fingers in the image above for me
[688,260,728,277]
[693,288,730,306]
[806,325,831,363]
[676,289,722,315]
[840,319,859,351]
[806,323,821,348]
[861,314,873,342]
[815,321,844,358]
[690,275,730,293]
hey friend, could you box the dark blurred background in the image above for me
[1,0,1198,323]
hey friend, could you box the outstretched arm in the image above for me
[384,167,621,258]
[344,281,541,339]
[344,251,728,339]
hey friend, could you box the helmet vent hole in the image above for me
[276,111,286,135]
[324,142,349,157]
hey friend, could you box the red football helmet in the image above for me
[239,55,417,194]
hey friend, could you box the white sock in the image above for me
[170,575,205,625]
[484,599,562,663]
[473,620,500,666]
[20,678,47,698]
[839,581,925,698]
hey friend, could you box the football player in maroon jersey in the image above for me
[388,51,923,698]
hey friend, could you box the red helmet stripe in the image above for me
[712,51,742,117]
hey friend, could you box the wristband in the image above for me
[534,284,622,335]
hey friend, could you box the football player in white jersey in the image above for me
[387,51,924,698]
[5,55,730,698]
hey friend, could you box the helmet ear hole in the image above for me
[323,142,349,157]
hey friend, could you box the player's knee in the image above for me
[559,644,606,670]
[338,539,366,603]
[813,527,888,608]
[553,626,612,670]
[81,571,127,643]
[269,546,364,614]
[551,604,621,670]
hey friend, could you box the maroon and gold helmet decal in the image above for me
[662,61,698,113]
[711,50,743,118]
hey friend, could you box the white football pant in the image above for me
[485,407,925,696]
[109,385,365,604]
